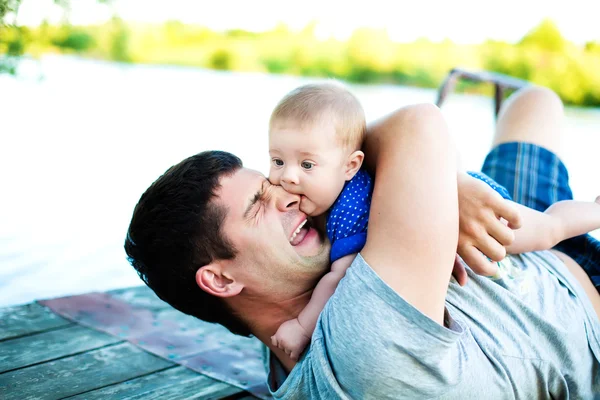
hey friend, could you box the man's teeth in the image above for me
[289,219,308,242]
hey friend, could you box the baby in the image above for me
[268,82,600,361]
[268,83,370,360]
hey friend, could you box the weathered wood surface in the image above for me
[0,342,173,399]
[68,366,242,400]
[108,286,172,311]
[0,303,71,341]
[40,287,268,398]
[0,324,121,373]
[0,287,262,399]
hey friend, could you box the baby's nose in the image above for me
[282,167,299,185]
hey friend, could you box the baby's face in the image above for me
[269,119,349,216]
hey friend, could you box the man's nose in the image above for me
[273,186,301,211]
[281,166,299,185]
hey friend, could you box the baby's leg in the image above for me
[545,199,600,242]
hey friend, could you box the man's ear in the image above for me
[196,263,243,298]
[344,150,364,180]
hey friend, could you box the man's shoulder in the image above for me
[301,254,470,398]
[320,254,465,361]
[275,252,600,398]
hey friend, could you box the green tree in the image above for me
[52,28,95,52]
[0,0,20,22]
[519,19,567,52]
[109,16,131,62]
[1,0,24,73]
[209,48,232,70]
[585,41,600,54]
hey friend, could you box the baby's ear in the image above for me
[344,150,364,180]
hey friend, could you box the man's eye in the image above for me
[252,202,263,218]
[301,161,314,170]
[272,158,284,167]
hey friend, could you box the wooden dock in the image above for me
[0,286,270,399]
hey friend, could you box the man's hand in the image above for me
[456,172,523,278]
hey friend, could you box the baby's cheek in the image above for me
[299,197,317,216]
[268,169,280,184]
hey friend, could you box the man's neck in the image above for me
[228,289,313,372]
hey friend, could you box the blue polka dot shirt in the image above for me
[325,170,509,264]
[326,169,373,263]
[467,171,513,200]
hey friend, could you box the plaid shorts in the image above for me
[473,142,600,288]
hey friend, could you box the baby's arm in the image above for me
[506,196,600,254]
[271,254,355,360]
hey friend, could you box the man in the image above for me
[125,87,600,398]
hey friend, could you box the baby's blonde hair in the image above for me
[269,82,366,151]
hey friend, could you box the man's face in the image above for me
[215,168,331,295]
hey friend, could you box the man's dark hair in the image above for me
[124,150,251,336]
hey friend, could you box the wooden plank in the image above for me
[0,303,71,341]
[0,342,173,400]
[126,380,244,400]
[0,325,122,373]
[35,290,268,398]
[139,307,225,336]
[69,366,243,400]
[108,286,171,311]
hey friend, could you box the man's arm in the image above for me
[507,198,600,254]
[362,104,458,324]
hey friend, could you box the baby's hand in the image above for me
[270,319,311,361]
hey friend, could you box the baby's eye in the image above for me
[301,161,314,170]
[272,158,284,167]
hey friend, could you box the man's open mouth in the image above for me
[289,218,312,245]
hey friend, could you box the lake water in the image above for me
[1,55,599,307]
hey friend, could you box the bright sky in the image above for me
[14,0,600,45]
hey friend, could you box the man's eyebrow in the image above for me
[243,178,268,218]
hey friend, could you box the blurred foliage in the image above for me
[1,10,600,107]
[109,16,130,62]
[0,0,20,21]
[52,28,95,52]
[519,18,567,52]
[1,0,23,73]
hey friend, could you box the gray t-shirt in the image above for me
[266,251,600,399]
